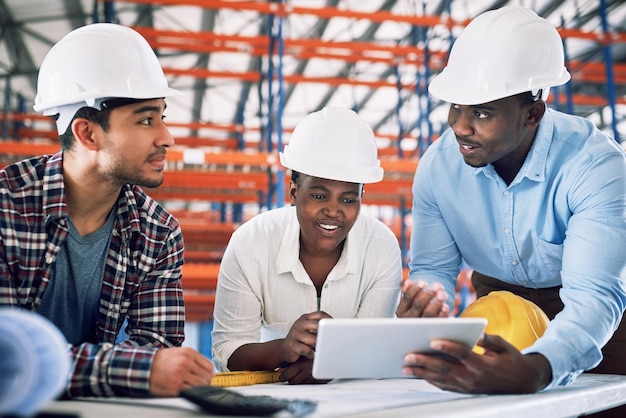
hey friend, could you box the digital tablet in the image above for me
[312,317,487,380]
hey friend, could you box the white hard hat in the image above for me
[33,23,181,133]
[429,6,571,105]
[280,107,384,184]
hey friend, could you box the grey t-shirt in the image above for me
[38,211,115,345]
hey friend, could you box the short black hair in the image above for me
[290,170,300,184]
[515,90,542,107]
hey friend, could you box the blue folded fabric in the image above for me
[0,308,70,417]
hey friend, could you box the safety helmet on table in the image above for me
[428,6,571,105]
[459,290,550,354]
[279,106,384,184]
[33,23,181,134]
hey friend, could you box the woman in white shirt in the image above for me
[212,107,404,384]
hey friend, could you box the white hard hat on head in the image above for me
[428,6,571,105]
[34,23,181,134]
[279,106,384,184]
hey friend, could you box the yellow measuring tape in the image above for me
[211,370,282,387]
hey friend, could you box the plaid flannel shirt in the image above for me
[0,151,185,397]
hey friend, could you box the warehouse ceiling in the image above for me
[1,0,625,155]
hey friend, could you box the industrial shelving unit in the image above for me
[1,1,625,330]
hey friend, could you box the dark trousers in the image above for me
[472,272,626,418]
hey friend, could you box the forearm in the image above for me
[67,342,157,397]
[523,352,552,392]
[409,205,462,305]
[227,340,286,371]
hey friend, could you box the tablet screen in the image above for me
[312,317,487,380]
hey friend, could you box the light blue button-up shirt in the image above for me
[409,108,626,389]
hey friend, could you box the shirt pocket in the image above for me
[530,236,563,286]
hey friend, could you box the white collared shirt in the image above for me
[212,206,402,371]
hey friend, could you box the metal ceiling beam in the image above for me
[189,9,216,137]
[130,3,154,27]
[312,0,399,113]
[2,0,624,146]
[63,0,86,27]
[0,0,86,107]
[280,0,339,110]
[0,0,38,91]
[113,0,463,27]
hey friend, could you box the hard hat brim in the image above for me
[33,86,183,112]
[280,150,384,184]
[428,67,571,105]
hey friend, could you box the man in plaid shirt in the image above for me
[0,23,214,397]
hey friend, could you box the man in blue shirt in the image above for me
[398,5,626,408]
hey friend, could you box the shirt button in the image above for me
[504,228,510,234]
[503,191,510,196]
[45,255,54,264]
[512,261,518,266]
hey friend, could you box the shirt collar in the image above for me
[42,151,68,223]
[276,207,357,281]
[275,208,303,277]
[522,107,554,183]
[42,150,141,237]
[473,108,555,185]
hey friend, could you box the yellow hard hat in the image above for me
[459,290,550,354]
